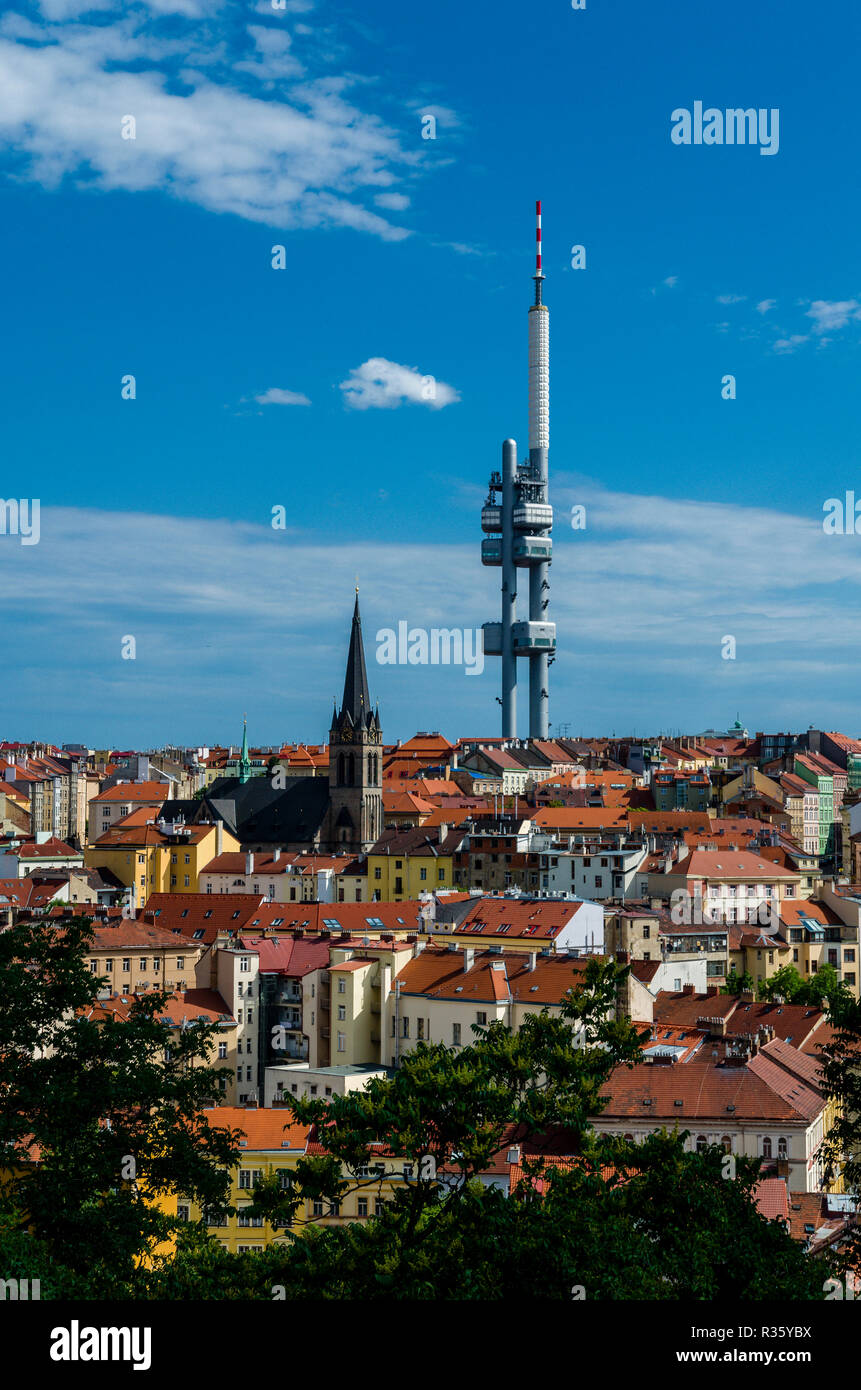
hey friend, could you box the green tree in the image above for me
[758,964,804,1001]
[199,957,830,1300]
[723,969,754,996]
[0,914,241,1286]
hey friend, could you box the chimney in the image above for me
[273,848,281,863]
[463,947,474,972]
[527,951,537,972]
[216,820,224,858]
[245,851,254,875]
[682,983,695,995]
[740,988,755,1003]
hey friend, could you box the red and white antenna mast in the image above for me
[533,198,545,304]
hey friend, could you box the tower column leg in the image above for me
[501,438,517,739]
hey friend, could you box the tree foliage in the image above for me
[0,914,241,1285]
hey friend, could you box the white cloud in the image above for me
[339,357,460,410]
[773,334,809,354]
[254,387,311,406]
[663,275,678,287]
[756,299,776,314]
[374,191,410,210]
[0,7,419,238]
[806,299,861,334]
[716,293,746,304]
[4,484,861,739]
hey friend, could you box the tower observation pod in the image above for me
[481,201,556,738]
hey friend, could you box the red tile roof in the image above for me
[201,1106,311,1152]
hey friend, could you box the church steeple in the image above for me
[338,588,372,729]
[326,590,382,852]
[239,715,251,784]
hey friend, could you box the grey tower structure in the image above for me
[481,201,556,738]
[324,590,383,852]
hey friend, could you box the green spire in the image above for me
[239,714,251,784]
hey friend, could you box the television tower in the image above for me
[481,201,556,739]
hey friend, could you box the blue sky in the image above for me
[1,0,860,747]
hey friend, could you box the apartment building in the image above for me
[84,920,206,995]
[367,824,462,900]
[199,850,366,904]
[435,896,605,955]
[85,987,239,1103]
[595,1023,835,1193]
[188,1108,311,1253]
[648,848,801,923]
[87,780,172,841]
[388,945,591,1061]
[86,817,239,905]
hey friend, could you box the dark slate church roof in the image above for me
[201,776,330,845]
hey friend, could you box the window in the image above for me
[338,979,345,994]
[177,1204,189,1222]
[402,1017,409,1038]
[278,1171,292,1190]
[417,1018,425,1040]
[122,959,130,972]
[337,1032,346,1053]
[476,1011,487,1025]
[721,1136,731,1153]
[778,1137,788,1160]
[240,957,250,972]
[357,1198,368,1218]
[238,1210,264,1227]
[184,854,190,864]
[247,1009,253,1024]
[420,868,427,881]
[375,1199,384,1216]
[762,1137,772,1159]
[695,1136,707,1153]
[89,960,98,974]
[184,875,190,888]
[452,1022,461,1045]
[177,957,184,969]
[312,1199,324,1218]
[139,959,147,971]
[218,1042,227,1059]
[337,1005,346,1021]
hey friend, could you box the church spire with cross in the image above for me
[238,714,251,784]
[326,588,382,851]
[338,586,372,730]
